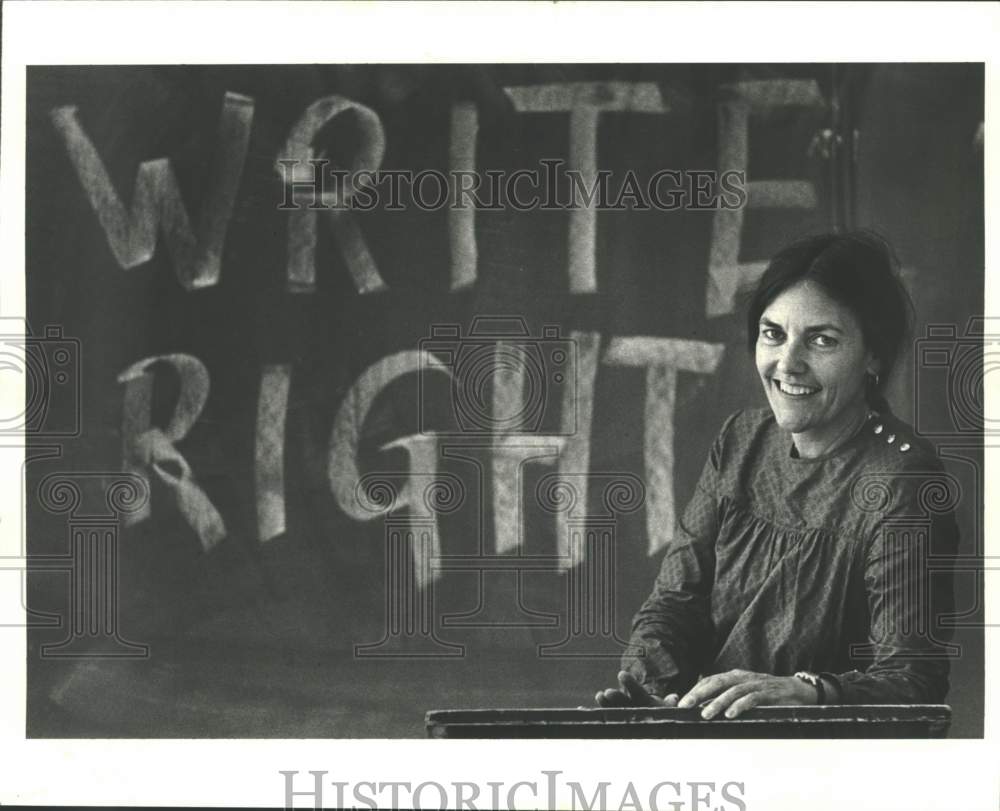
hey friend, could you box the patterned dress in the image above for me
[622,407,958,703]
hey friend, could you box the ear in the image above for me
[865,350,880,378]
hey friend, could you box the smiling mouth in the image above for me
[773,379,820,397]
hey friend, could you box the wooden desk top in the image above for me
[426,705,952,738]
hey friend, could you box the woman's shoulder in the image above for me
[845,414,961,537]
[849,412,954,526]
[859,410,944,474]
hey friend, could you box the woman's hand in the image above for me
[594,670,679,708]
[677,669,817,719]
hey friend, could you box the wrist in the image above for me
[819,674,841,704]
[795,677,819,704]
[792,671,825,705]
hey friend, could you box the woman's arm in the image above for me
[617,415,735,699]
[621,512,716,697]
[834,465,959,704]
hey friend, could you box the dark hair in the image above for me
[745,231,913,413]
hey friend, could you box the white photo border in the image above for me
[1,2,997,809]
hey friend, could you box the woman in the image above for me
[598,231,958,719]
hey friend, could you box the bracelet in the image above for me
[793,671,825,705]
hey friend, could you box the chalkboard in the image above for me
[23,63,984,738]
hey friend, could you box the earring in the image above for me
[868,371,880,388]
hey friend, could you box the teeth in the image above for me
[776,380,819,396]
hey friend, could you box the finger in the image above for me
[677,674,729,708]
[700,681,759,720]
[617,671,655,706]
[596,688,629,708]
[645,693,680,708]
[610,689,635,708]
[677,670,748,709]
[724,691,762,719]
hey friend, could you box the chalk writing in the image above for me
[51,93,254,290]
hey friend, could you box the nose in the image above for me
[775,339,808,377]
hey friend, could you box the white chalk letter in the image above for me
[51,93,254,289]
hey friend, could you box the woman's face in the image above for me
[755,280,876,452]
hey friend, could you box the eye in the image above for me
[759,325,784,343]
[810,334,839,348]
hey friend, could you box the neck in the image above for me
[792,398,871,459]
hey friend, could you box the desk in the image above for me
[426,705,951,738]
